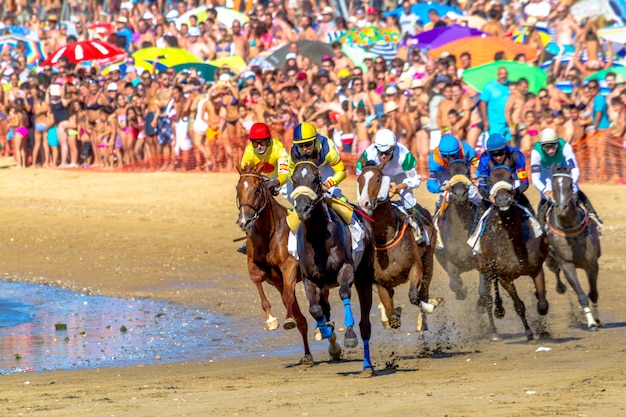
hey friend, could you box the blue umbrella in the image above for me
[1,25,37,40]
[368,42,398,65]
[386,2,463,24]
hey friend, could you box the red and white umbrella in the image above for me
[41,40,126,66]
[87,23,115,40]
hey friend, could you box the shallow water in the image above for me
[0,281,307,374]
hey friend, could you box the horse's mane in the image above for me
[448,159,470,177]
[241,163,258,174]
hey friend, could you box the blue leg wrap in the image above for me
[343,298,355,328]
[316,316,333,339]
[363,339,372,369]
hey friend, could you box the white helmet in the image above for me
[374,129,397,153]
[538,128,558,145]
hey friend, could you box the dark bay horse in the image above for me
[291,161,375,374]
[475,166,550,341]
[545,166,602,330]
[435,159,481,301]
[236,163,312,365]
[356,162,442,332]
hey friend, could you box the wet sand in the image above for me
[1,158,625,416]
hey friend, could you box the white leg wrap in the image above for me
[583,307,597,328]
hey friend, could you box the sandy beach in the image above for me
[1,158,625,417]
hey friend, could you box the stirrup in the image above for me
[236,242,247,255]
[589,213,603,230]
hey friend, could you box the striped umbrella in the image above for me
[429,36,538,67]
[41,40,126,66]
[0,35,46,68]
[1,25,38,40]
[368,42,399,65]
[598,25,626,44]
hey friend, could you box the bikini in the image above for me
[216,43,231,53]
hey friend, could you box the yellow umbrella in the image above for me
[511,28,551,47]
[102,59,153,75]
[209,56,247,73]
[132,47,202,68]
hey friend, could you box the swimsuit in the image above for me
[48,126,59,147]
[15,126,29,137]
[67,129,79,136]
[35,123,47,133]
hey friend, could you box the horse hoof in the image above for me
[299,354,314,366]
[381,320,391,330]
[283,318,297,330]
[429,297,443,308]
[344,336,359,349]
[266,317,279,331]
[537,301,549,316]
[556,282,567,294]
[494,306,505,319]
[526,330,535,342]
[360,367,376,377]
[596,320,604,328]
[389,316,401,329]
[588,325,599,332]
[539,331,552,339]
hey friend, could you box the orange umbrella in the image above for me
[428,36,538,67]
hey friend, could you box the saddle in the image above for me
[286,197,354,234]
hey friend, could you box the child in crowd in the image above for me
[353,107,370,155]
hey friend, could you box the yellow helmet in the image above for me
[293,122,317,144]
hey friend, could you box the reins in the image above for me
[374,220,408,251]
[236,173,270,226]
[548,173,590,238]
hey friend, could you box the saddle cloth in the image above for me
[287,198,365,264]
[467,205,544,255]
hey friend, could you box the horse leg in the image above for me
[497,278,534,341]
[493,278,505,319]
[560,261,598,331]
[532,268,550,316]
[248,264,279,331]
[478,273,499,340]
[546,251,567,294]
[337,264,359,348]
[376,284,399,329]
[304,280,335,342]
[277,258,300,330]
[587,261,602,328]
[447,261,468,301]
[355,273,374,374]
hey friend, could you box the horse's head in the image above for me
[290,161,322,221]
[448,159,471,204]
[356,162,389,215]
[551,165,574,214]
[236,163,268,231]
[489,166,515,211]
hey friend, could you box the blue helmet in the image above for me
[439,135,460,156]
[486,134,507,152]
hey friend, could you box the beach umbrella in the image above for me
[341,44,377,71]
[172,62,219,81]
[1,25,37,40]
[429,36,538,67]
[544,42,575,57]
[510,27,551,46]
[214,6,249,27]
[462,61,547,94]
[41,40,126,66]
[209,56,248,73]
[247,54,276,71]
[368,42,399,65]
[0,35,46,68]
[570,0,623,26]
[402,25,487,49]
[385,2,463,24]
[102,59,157,76]
[265,40,333,68]
[339,27,400,47]
[586,66,626,80]
[132,47,202,67]
[598,25,626,44]
[540,51,618,71]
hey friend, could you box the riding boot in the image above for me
[537,199,551,230]
[469,201,487,236]
[408,207,425,245]
[577,190,603,229]
[237,242,247,255]
[516,191,536,216]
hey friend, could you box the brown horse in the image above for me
[545,166,602,330]
[235,163,312,364]
[475,166,550,341]
[291,161,375,374]
[356,162,442,332]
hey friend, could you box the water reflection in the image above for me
[0,281,304,374]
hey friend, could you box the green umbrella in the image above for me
[585,66,626,81]
[462,61,547,94]
[341,44,376,72]
[132,47,201,68]
[172,62,219,82]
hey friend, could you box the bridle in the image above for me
[358,165,387,212]
[236,173,270,226]
[548,172,589,237]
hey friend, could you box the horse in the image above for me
[235,163,312,365]
[545,166,602,331]
[434,159,481,301]
[291,161,375,374]
[356,162,442,332]
[475,166,550,341]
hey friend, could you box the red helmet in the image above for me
[249,123,271,141]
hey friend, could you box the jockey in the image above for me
[356,129,426,244]
[476,133,535,214]
[427,134,481,247]
[531,128,603,228]
[237,122,289,254]
[288,121,346,197]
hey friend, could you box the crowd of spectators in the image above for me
[0,0,624,180]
